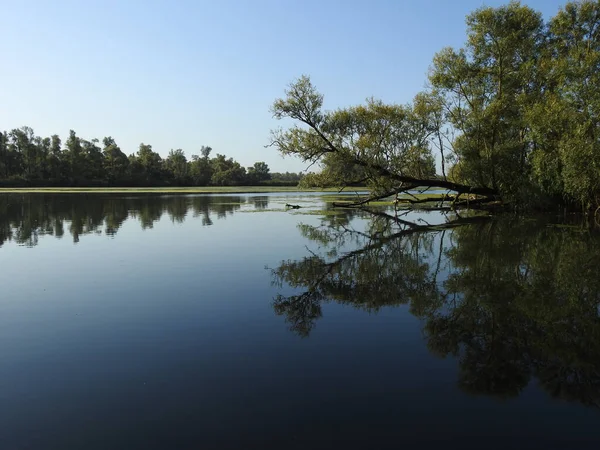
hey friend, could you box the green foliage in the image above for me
[246,161,271,184]
[81,138,105,182]
[102,137,129,183]
[210,154,246,186]
[298,171,335,189]
[430,0,600,209]
[189,146,213,186]
[271,79,438,196]
[265,171,304,186]
[528,1,600,209]
[0,128,302,187]
[65,130,85,182]
[429,2,544,202]
[272,1,600,211]
[165,149,188,184]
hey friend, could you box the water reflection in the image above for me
[0,194,260,247]
[271,210,600,408]
[250,196,270,210]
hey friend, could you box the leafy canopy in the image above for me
[270,76,437,196]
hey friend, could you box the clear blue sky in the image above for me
[1,0,568,173]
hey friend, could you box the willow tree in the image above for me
[268,76,498,207]
[428,1,600,211]
[270,2,600,212]
[529,1,600,210]
[429,2,545,204]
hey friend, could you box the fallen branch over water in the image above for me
[332,190,502,210]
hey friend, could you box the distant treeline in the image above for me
[0,127,304,187]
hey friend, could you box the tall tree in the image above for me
[429,2,545,202]
[269,76,493,204]
[246,161,271,184]
[47,135,63,181]
[210,154,246,186]
[0,131,10,179]
[136,143,163,184]
[165,149,188,184]
[8,127,38,180]
[190,146,213,185]
[64,130,84,184]
[102,137,129,184]
[529,1,600,209]
[81,138,105,182]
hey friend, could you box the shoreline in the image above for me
[0,186,360,194]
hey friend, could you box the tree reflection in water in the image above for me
[0,193,263,246]
[270,209,600,407]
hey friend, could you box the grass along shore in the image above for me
[0,186,362,194]
[0,187,454,207]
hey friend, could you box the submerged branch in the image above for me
[332,188,500,210]
[332,187,412,207]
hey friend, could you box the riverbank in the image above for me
[0,186,358,194]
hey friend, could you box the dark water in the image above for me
[1,193,599,449]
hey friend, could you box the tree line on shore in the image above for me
[0,128,304,187]
[274,1,600,212]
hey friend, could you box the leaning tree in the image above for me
[268,75,498,209]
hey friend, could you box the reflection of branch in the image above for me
[304,245,319,258]
[273,292,322,338]
[357,207,489,234]
[272,212,600,407]
[292,214,490,287]
[271,215,461,339]
[433,230,447,284]
[271,212,490,342]
[357,207,421,228]
[339,222,373,241]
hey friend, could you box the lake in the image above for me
[1,192,599,449]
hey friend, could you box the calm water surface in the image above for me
[1,193,599,449]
